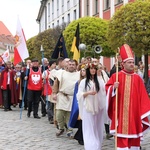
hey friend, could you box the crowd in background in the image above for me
[0,53,149,150]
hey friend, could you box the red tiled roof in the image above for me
[0,34,15,45]
[0,43,6,50]
[0,21,13,36]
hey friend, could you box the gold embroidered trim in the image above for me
[122,75,131,134]
[124,44,133,58]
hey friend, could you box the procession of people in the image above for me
[0,44,150,150]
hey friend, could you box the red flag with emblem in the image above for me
[14,18,29,65]
[1,49,10,63]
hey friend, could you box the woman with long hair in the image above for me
[77,63,106,150]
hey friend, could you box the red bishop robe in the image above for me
[105,70,150,138]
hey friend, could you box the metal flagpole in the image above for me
[40,45,49,109]
[20,64,29,119]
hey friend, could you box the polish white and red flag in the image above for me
[14,18,29,65]
[1,49,10,63]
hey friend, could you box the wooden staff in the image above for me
[115,48,119,150]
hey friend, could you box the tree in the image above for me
[107,1,150,83]
[63,17,114,58]
[26,36,37,60]
[26,25,67,62]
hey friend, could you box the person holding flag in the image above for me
[25,58,43,119]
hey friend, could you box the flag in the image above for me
[14,18,29,65]
[1,49,10,63]
[51,33,68,59]
[70,23,80,61]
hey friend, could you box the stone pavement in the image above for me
[0,107,149,150]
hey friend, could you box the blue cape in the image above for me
[68,82,79,128]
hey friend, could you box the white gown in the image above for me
[77,78,106,150]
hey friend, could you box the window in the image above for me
[62,17,64,23]
[73,0,77,5]
[86,0,89,16]
[74,9,77,20]
[62,0,64,13]
[104,0,110,10]
[48,3,50,23]
[57,0,59,16]
[68,13,70,23]
[62,0,64,6]
[52,23,54,28]
[67,0,70,10]
[115,0,123,4]
[52,0,54,14]
[118,0,123,3]
[57,0,59,9]
[95,0,98,14]
[52,0,54,20]
[57,20,59,26]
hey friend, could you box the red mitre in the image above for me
[119,44,134,62]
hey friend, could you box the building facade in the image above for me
[36,0,137,71]
[0,21,15,61]
[79,0,136,70]
[36,0,79,32]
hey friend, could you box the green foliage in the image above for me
[63,17,114,58]
[26,36,37,60]
[107,1,150,83]
[107,1,150,56]
[26,26,64,62]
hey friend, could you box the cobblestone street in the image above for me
[0,107,149,150]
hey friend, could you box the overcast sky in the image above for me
[0,0,41,40]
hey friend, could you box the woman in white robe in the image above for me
[77,63,106,150]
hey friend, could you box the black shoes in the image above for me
[27,112,40,119]
[27,112,30,118]
[42,114,46,117]
[4,108,12,111]
[34,115,41,119]
[78,140,84,145]
[56,129,64,137]
[49,120,54,124]
[106,133,113,139]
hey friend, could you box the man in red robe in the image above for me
[0,58,5,106]
[106,44,150,149]
[0,61,16,111]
